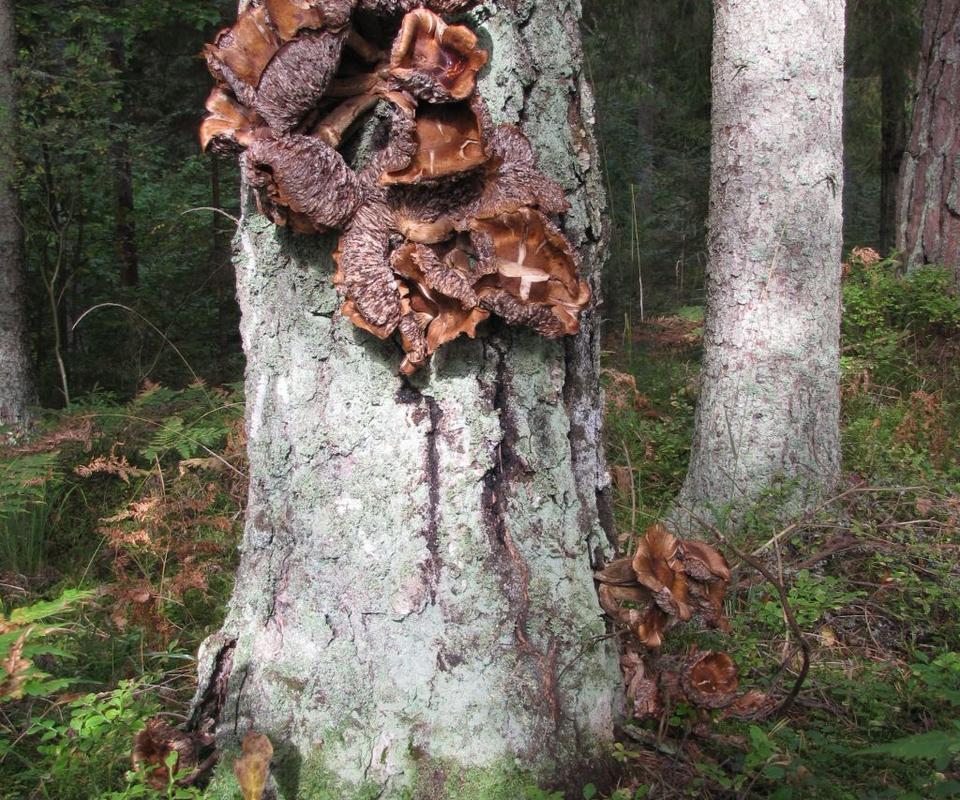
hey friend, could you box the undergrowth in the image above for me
[0,381,244,800]
[2,255,958,798]
[600,254,960,798]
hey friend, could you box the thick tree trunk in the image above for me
[195,2,621,797]
[0,0,35,429]
[896,0,960,280]
[674,0,844,529]
[880,56,909,255]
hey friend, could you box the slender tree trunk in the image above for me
[109,35,139,289]
[674,0,844,529]
[195,2,621,797]
[880,56,909,255]
[896,0,960,281]
[0,0,36,429]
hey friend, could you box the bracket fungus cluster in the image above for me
[201,0,591,373]
[595,525,770,720]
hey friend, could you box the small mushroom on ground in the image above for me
[632,523,692,621]
[388,8,488,102]
[682,650,740,709]
[132,719,199,790]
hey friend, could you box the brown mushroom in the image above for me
[132,719,199,790]
[682,651,739,709]
[245,134,367,231]
[233,732,273,800]
[468,124,569,219]
[469,208,590,335]
[254,30,349,133]
[380,101,489,184]
[388,8,488,102]
[390,243,488,373]
[200,88,265,153]
[621,648,662,719]
[204,5,280,100]
[334,194,403,336]
[358,0,483,13]
[681,539,732,632]
[263,0,350,41]
[632,523,692,621]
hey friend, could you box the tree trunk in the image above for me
[0,0,35,429]
[109,34,139,289]
[195,2,621,797]
[880,55,909,255]
[674,0,844,529]
[896,0,960,280]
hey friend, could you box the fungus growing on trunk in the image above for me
[233,732,273,800]
[245,135,366,231]
[200,88,265,154]
[380,101,489,184]
[388,9,488,102]
[198,0,593,374]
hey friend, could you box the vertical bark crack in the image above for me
[482,339,562,729]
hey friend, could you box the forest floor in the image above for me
[1,255,959,799]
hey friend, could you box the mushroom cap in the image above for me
[254,30,348,133]
[333,196,402,335]
[380,102,489,185]
[681,539,731,583]
[469,125,570,220]
[389,9,489,102]
[205,6,281,89]
[264,0,351,40]
[391,242,489,372]
[594,556,639,586]
[682,651,740,709]
[468,207,589,332]
[200,88,265,153]
[132,719,197,791]
[233,732,273,800]
[245,134,366,231]
[632,523,692,620]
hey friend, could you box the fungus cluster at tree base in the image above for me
[200,0,591,374]
[595,524,774,721]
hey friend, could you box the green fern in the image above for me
[140,415,228,463]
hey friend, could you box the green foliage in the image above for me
[0,589,90,702]
[12,681,160,800]
[0,451,63,572]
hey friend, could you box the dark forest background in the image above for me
[13,0,922,404]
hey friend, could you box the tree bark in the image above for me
[195,2,621,797]
[674,0,844,529]
[109,34,139,289]
[880,55,909,255]
[0,0,36,429]
[896,0,960,281]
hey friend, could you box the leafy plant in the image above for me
[0,589,90,702]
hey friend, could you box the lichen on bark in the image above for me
[191,1,620,797]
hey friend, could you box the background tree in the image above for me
[674,0,845,528]
[0,0,35,429]
[194,2,621,797]
[896,0,960,281]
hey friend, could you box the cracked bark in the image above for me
[896,0,960,283]
[0,0,35,429]
[673,0,844,529]
[194,2,620,797]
